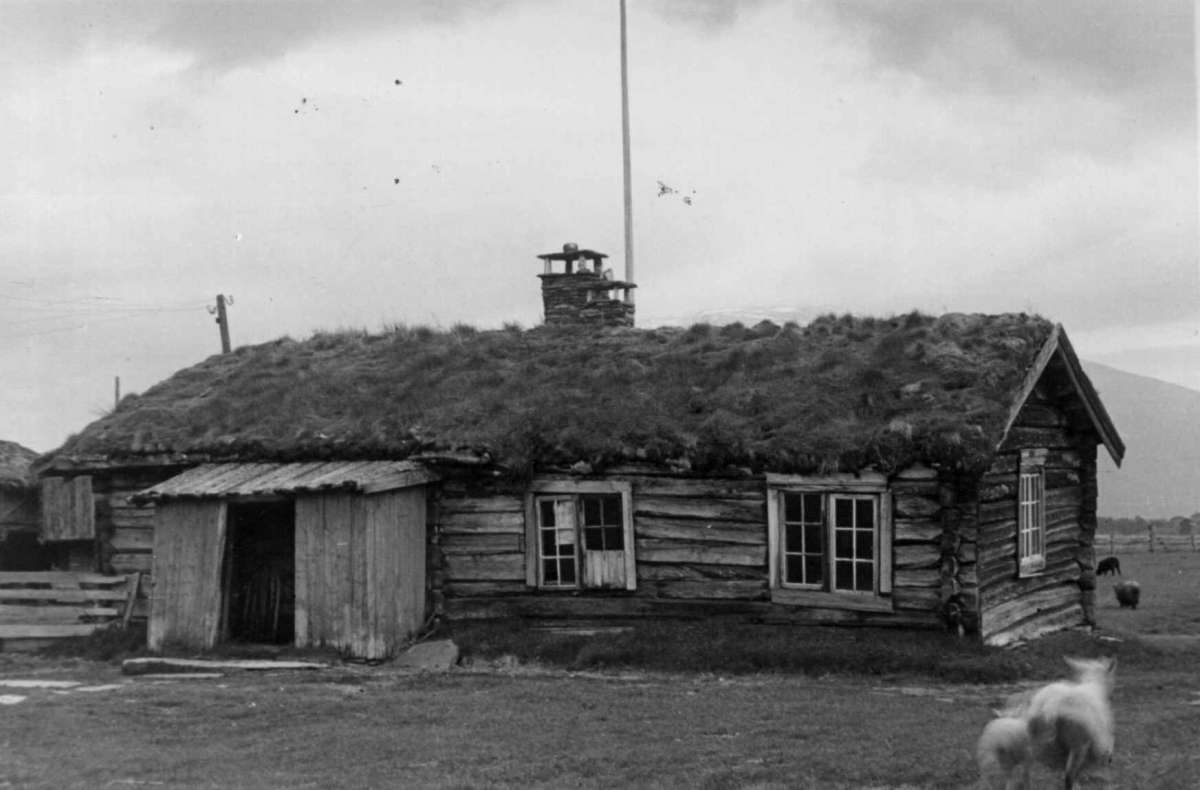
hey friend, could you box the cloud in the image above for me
[819,0,1193,123]
[646,0,776,31]
[0,0,535,71]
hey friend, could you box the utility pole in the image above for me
[114,376,120,410]
[209,294,233,353]
[619,0,634,304]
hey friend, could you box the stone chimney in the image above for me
[537,243,636,328]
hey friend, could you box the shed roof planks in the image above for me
[132,461,438,503]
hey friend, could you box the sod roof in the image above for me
[0,440,39,489]
[48,312,1066,476]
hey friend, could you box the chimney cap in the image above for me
[537,246,608,263]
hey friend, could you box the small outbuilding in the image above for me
[0,440,45,570]
[35,247,1124,655]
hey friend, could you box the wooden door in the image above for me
[148,500,227,651]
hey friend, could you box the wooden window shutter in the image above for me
[40,476,96,541]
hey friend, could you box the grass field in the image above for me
[1093,551,1200,635]
[1,553,1197,789]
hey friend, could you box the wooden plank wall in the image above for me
[0,571,137,639]
[628,474,767,602]
[435,468,952,629]
[90,469,181,618]
[95,470,180,577]
[891,467,972,624]
[0,488,40,536]
[295,488,427,660]
[40,476,95,541]
[978,383,1093,645]
[147,500,227,651]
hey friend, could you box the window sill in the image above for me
[1018,561,1046,579]
[770,588,893,612]
[533,587,638,596]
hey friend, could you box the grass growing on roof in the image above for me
[54,312,1054,475]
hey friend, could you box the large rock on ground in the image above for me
[394,639,459,671]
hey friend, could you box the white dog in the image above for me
[1022,657,1116,789]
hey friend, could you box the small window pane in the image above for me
[856,530,874,560]
[785,523,804,550]
[856,498,874,527]
[804,524,823,553]
[786,556,803,583]
[582,496,601,526]
[604,494,622,523]
[784,493,803,523]
[804,556,823,585]
[560,560,576,584]
[605,526,623,550]
[835,560,853,590]
[803,494,822,522]
[541,531,557,555]
[835,498,853,527]
[539,500,556,527]
[855,562,872,591]
[584,528,603,551]
[543,559,559,584]
[835,529,852,558]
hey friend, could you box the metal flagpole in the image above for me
[620,0,635,304]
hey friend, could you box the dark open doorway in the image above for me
[223,500,295,645]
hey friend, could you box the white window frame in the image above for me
[1018,450,1047,577]
[524,480,636,591]
[766,473,893,612]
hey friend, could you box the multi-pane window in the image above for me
[1018,466,1046,576]
[538,498,578,588]
[782,493,824,586]
[777,490,884,596]
[582,494,624,552]
[529,485,634,591]
[833,496,876,593]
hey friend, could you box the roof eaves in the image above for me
[996,324,1125,466]
[1052,326,1124,465]
[133,461,440,503]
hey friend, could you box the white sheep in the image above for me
[1022,657,1116,789]
[976,707,1033,789]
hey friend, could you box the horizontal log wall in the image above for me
[429,481,528,611]
[434,466,959,631]
[87,468,185,618]
[629,475,767,602]
[980,379,1097,645]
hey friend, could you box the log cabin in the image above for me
[0,440,48,571]
[34,246,1124,657]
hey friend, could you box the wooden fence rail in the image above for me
[0,571,139,642]
[1096,531,1199,555]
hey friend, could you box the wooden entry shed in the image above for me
[133,461,437,659]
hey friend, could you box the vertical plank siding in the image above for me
[147,500,227,651]
[295,488,426,659]
[40,476,95,541]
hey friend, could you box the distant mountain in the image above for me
[1082,362,1200,519]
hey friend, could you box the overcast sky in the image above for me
[1,0,1197,453]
